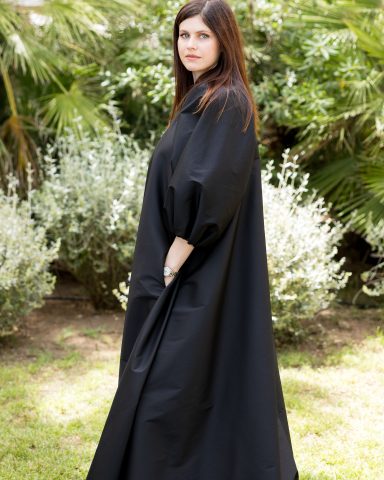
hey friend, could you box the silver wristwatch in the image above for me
[163,266,178,277]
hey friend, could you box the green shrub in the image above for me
[32,126,150,308]
[246,0,384,236]
[359,218,384,299]
[262,150,351,342]
[0,184,59,335]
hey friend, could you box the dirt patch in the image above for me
[297,303,383,361]
[1,276,383,364]
[0,299,124,363]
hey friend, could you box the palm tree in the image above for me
[0,0,137,191]
[280,0,384,236]
[244,0,383,237]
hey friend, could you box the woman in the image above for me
[86,0,299,479]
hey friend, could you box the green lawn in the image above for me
[0,304,383,479]
[280,331,384,479]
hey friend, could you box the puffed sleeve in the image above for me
[163,90,257,248]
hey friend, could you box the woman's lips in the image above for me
[186,55,201,60]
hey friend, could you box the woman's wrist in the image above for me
[164,237,194,273]
[163,265,179,277]
[163,236,194,285]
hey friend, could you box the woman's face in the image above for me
[177,14,221,83]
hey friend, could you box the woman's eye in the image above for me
[179,33,209,39]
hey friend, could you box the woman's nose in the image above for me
[187,36,197,49]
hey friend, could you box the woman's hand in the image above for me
[164,275,173,287]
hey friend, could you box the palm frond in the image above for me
[361,162,384,203]
[39,81,110,136]
[344,20,384,61]
[0,1,19,37]
[310,155,360,201]
[0,113,38,190]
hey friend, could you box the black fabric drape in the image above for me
[86,82,299,480]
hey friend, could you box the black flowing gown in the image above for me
[86,82,299,480]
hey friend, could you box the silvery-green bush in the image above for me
[0,182,59,335]
[262,150,351,342]
[32,126,150,308]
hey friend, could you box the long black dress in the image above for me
[86,81,299,480]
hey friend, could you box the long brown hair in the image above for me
[168,0,260,136]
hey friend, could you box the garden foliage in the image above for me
[32,126,150,308]
[0,179,59,335]
[359,218,384,298]
[262,150,351,341]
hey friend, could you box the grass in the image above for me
[0,310,383,479]
[280,329,384,479]
[0,347,117,479]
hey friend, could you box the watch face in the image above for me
[164,266,172,276]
